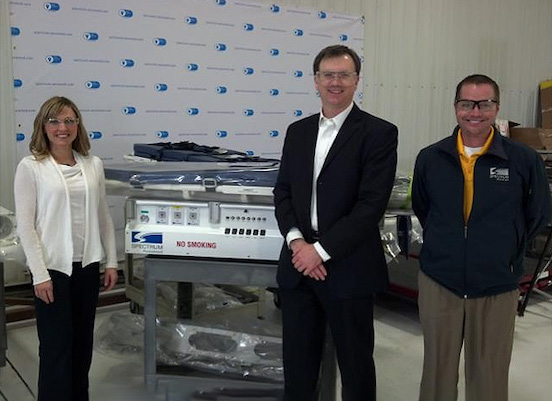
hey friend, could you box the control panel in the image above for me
[125,198,283,261]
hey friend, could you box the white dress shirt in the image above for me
[286,102,354,261]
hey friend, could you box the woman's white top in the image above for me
[60,163,86,261]
[14,152,117,285]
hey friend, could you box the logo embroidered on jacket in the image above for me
[489,167,509,182]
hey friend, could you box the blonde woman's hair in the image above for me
[29,96,90,159]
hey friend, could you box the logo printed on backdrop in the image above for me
[85,81,100,89]
[16,133,25,142]
[216,86,227,94]
[243,67,254,75]
[339,34,349,41]
[215,43,227,51]
[216,130,228,138]
[187,63,199,71]
[83,32,99,41]
[14,79,22,88]
[186,16,198,24]
[243,109,254,116]
[270,48,280,56]
[188,108,199,115]
[155,83,168,92]
[243,23,254,31]
[11,27,20,36]
[156,131,169,138]
[119,9,133,18]
[318,11,327,19]
[45,55,62,64]
[269,130,279,137]
[122,107,136,115]
[89,132,102,140]
[120,59,135,67]
[153,38,167,46]
[270,4,281,13]
[43,2,60,11]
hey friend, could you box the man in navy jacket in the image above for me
[273,45,398,401]
[412,74,551,401]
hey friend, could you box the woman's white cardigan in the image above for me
[14,152,117,285]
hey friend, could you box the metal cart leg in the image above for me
[144,267,157,391]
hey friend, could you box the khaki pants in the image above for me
[417,270,519,401]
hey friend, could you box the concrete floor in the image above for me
[0,285,551,401]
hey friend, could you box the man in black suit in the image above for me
[273,45,398,401]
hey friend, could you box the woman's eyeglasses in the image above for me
[45,118,79,128]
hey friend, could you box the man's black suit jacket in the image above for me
[273,104,398,299]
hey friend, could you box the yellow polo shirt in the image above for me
[457,128,495,222]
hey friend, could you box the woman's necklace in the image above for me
[53,152,76,167]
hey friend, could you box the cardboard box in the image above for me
[540,80,552,129]
[510,127,552,150]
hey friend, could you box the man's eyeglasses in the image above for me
[316,71,358,83]
[455,99,499,112]
[46,117,79,128]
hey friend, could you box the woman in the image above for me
[14,96,118,401]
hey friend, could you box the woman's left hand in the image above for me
[103,268,118,291]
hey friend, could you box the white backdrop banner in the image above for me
[10,0,363,163]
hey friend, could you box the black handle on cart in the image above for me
[518,226,552,316]
[191,388,283,400]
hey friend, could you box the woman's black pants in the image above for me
[34,262,100,401]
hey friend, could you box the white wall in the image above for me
[257,0,552,172]
[1,0,551,205]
